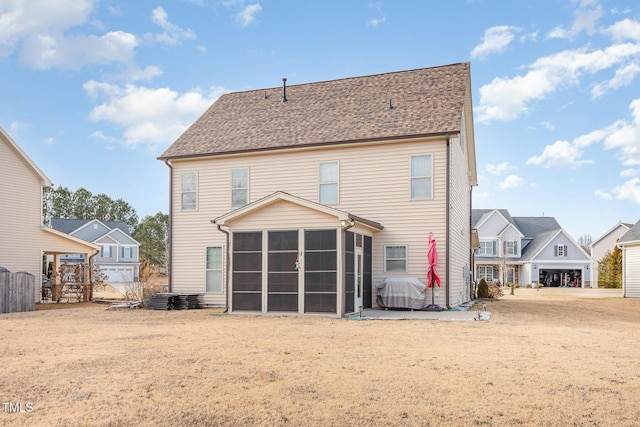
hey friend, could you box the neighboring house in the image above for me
[50,218,140,283]
[617,219,640,298]
[0,125,100,304]
[158,62,478,315]
[590,221,632,288]
[472,209,591,288]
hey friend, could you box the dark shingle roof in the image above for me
[159,63,471,159]
[472,209,563,261]
[619,219,640,244]
[50,218,132,236]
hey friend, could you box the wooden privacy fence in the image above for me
[0,268,35,313]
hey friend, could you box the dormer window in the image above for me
[505,240,518,256]
[478,240,495,256]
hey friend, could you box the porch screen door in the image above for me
[304,229,337,313]
[267,230,299,312]
[232,231,262,311]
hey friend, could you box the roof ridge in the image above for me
[227,62,470,95]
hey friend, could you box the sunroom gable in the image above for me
[213,191,383,232]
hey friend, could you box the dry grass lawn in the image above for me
[1,289,639,426]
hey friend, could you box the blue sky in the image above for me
[1,0,639,241]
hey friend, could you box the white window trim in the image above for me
[101,245,112,258]
[478,265,494,282]
[384,244,407,273]
[180,172,198,211]
[205,246,224,294]
[231,168,249,208]
[478,240,495,256]
[410,154,433,200]
[318,161,339,204]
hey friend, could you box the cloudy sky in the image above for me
[1,0,638,241]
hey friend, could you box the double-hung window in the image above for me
[101,245,112,258]
[478,266,494,281]
[122,247,133,259]
[478,241,495,256]
[181,172,197,211]
[505,241,517,256]
[206,247,223,293]
[410,154,433,199]
[384,245,407,272]
[319,161,339,204]
[231,168,249,208]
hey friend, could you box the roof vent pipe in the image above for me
[282,78,287,103]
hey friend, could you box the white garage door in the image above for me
[102,267,134,283]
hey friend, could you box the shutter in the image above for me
[493,241,497,255]
[554,245,558,256]
[564,245,568,257]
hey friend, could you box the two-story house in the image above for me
[158,62,478,316]
[50,218,140,283]
[1,125,100,305]
[472,209,591,287]
[590,221,632,288]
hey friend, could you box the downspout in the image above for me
[470,186,475,300]
[446,134,451,309]
[164,160,173,292]
[88,249,100,301]
[214,222,231,313]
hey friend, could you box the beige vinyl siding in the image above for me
[448,127,473,307]
[623,246,640,298]
[0,137,46,281]
[169,136,449,307]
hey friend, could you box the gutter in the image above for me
[470,187,474,300]
[164,160,173,292]
[88,249,100,301]
[214,222,231,313]
[157,131,459,162]
[446,134,451,309]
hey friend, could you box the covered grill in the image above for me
[375,277,426,310]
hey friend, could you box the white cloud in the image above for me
[591,61,640,98]
[0,0,95,57]
[151,7,196,46]
[526,140,594,168]
[8,121,31,133]
[236,4,261,27]
[485,162,515,176]
[471,26,521,60]
[367,17,386,28]
[621,169,640,177]
[0,0,140,69]
[497,174,524,191]
[601,99,640,166]
[43,137,54,145]
[604,18,640,42]
[547,25,571,40]
[20,30,137,69]
[547,0,604,39]
[571,1,603,34]
[84,81,228,148]
[598,178,640,204]
[529,97,640,173]
[540,121,556,130]
[476,40,640,123]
